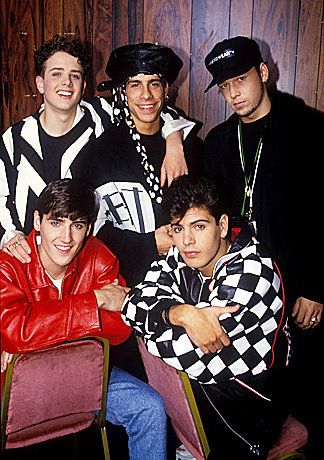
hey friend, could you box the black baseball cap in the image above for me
[97,43,183,92]
[204,36,263,92]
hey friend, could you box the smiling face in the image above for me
[35,51,86,115]
[34,211,90,279]
[170,206,229,277]
[124,74,168,134]
[218,63,271,122]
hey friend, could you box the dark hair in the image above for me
[162,176,231,225]
[37,179,97,225]
[34,34,91,77]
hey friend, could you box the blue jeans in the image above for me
[106,366,167,460]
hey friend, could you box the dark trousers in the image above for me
[191,370,289,460]
[289,320,323,460]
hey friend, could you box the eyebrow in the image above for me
[48,67,83,74]
[171,219,210,227]
[127,77,161,84]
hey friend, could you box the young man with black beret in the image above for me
[74,42,203,287]
[203,35,323,459]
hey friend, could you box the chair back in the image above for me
[138,339,308,460]
[1,337,109,455]
[138,338,209,460]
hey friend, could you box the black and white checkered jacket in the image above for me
[122,226,291,384]
[0,97,193,246]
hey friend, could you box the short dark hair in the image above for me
[162,176,231,225]
[34,34,91,77]
[37,179,97,225]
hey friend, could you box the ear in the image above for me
[164,82,169,98]
[219,214,229,239]
[82,79,87,96]
[86,224,92,237]
[259,63,269,83]
[35,75,44,94]
[34,210,41,231]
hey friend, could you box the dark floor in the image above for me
[1,419,180,460]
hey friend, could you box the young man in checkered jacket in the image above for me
[122,175,291,460]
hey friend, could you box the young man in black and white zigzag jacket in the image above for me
[0,35,194,256]
[122,175,292,460]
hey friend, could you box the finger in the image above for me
[112,279,119,285]
[167,172,175,187]
[20,238,32,254]
[7,353,13,364]
[219,333,230,347]
[160,167,166,187]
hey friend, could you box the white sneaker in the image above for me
[175,444,196,460]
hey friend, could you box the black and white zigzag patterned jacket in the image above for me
[122,226,291,384]
[0,97,193,246]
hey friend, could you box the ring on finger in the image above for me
[9,240,20,249]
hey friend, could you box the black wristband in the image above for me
[163,305,173,326]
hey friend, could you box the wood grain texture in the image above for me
[252,0,300,95]
[190,0,229,138]
[63,0,87,41]
[43,0,63,40]
[113,0,144,48]
[92,0,113,95]
[295,0,323,107]
[1,0,323,132]
[143,0,191,114]
[1,0,42,129]
[317,11,324,112]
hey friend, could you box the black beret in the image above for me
[97,43,183,92]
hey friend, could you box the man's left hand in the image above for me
[292,296,323,329]
[161,131,188,186]
[1,351,14,373]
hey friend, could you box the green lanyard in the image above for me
[238,119,263,219]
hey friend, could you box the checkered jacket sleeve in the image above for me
[122,245,288,384]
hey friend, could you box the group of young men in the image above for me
[0,33,322,460]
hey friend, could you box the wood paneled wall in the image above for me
[1,0,323,137]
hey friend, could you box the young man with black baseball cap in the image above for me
[204,35,323,459]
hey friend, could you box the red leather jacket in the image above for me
[0,230,131,353]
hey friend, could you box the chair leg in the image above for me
[101,426,110,460]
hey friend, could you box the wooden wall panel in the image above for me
[1,0,43,130]
[1,0,323,133]
[252,0,300,95]
[143,0,191,114]
[62,0,87,41]
[113,0,144,48]
[92,0,113,95]
[43,0,63,39]
[317,19,324,111]
[295,0,323,107]
[190,0,230,138]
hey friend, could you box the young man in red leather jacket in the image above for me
[0,178,167,460]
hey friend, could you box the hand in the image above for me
[94,279,131,311]
[160,130,188,187]
[2,232,31,263]
[292,296,323,330]
[169,303,240,353]
[155,224,174,255]
[1,351,14,373]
